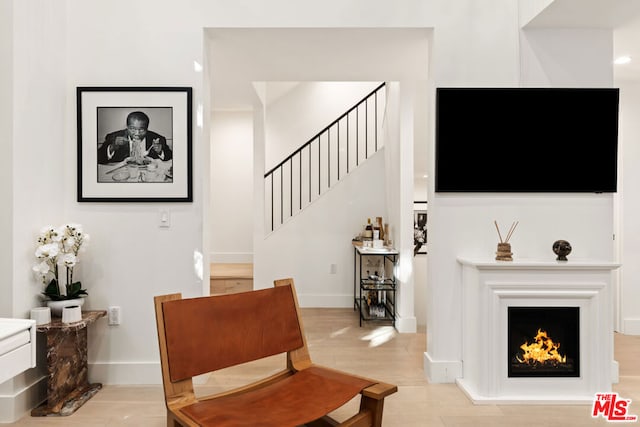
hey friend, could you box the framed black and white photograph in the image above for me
[413,201,427,255]
[77,87,192,202]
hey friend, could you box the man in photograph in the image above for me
[97,110,173,164]
[414,212,427,255]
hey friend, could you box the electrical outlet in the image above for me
[108,306,121,325]
[330,264,337,274]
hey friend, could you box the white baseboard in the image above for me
[0,376,46,424]
[90,362,211,386]
[297,293,353,308]
[395,314,417,333]
[623,318,640,335]
[209,252,253,263]
[456,377,594,405]
[296,294,417,333]
[424,352,462,383]
[90,362,162,385]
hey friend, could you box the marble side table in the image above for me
[31,310,106,416]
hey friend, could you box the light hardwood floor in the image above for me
[11,308,640,426]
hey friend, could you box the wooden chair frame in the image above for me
[154,278,397,426]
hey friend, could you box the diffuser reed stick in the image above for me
[505,221,519,243]
[494,220,519,243]
[494,220,517,261]
[494,220,504,243]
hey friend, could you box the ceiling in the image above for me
[525,0,640,82]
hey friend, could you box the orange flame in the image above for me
[516,328,566,365]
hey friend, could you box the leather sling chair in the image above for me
[154,278,397,426]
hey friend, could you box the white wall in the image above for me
[210,111,254,263]
[430,1,520,86]
[60,3,206,392]
[520,29,613,86]
[208,85,405,292]
[0,0,17,421]
[426,0,521,383]
[255,80,417,332]
[382,82,419,332]
[3,0,634,421]
[413,80,429,328]
[12,0,68,316]
[255,82,388,306]
[265,82,382,171]
[413,146,428,330]
[1,1,69,421]
[0,0,13,319]
[619,82,640,334]
[257,152,387,306]
[518,0,555,26]
[424,7,617,383]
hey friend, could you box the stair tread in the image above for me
[210,263,253,279]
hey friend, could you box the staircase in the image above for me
[264,82,386,233]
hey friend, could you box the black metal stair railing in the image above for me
[264,82,386,233]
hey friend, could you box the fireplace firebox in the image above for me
[508,307,579,378]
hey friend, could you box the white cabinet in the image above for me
[0,318,36,385]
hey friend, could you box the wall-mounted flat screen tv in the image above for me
[435,87,619,192]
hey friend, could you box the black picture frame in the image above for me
[413,201,427,255]
[77,87,193,202]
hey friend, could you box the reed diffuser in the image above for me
[494,220,518,261]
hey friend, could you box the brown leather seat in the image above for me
[154,278,397,426]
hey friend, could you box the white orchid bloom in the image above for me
[67,223,83,234]
[49,226,63,242]
[60,253,77,268]
[37,226,56,244]
[32,261,50,275]
[35,223,89,296]
[35,243,60,259]
[39,225,55,238]
[32,261,52,284]
[62,236,76,251]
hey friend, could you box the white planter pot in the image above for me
[46,298,85,317]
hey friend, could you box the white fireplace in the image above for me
[457,258,620,404]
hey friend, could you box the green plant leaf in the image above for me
[42,279,61,299]
[66,281,88,299]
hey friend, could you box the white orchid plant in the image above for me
[33,224,90,301]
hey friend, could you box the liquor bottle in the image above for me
[384,223,391,246]
[376,217,384,240]
[364,218,373,240]
[373,221,381,241]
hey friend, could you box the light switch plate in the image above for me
[159,210,170,228]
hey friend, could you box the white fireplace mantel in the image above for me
[456,258,620,405]
[458,258,620,271]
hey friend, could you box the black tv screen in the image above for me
[435,87,619,192]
